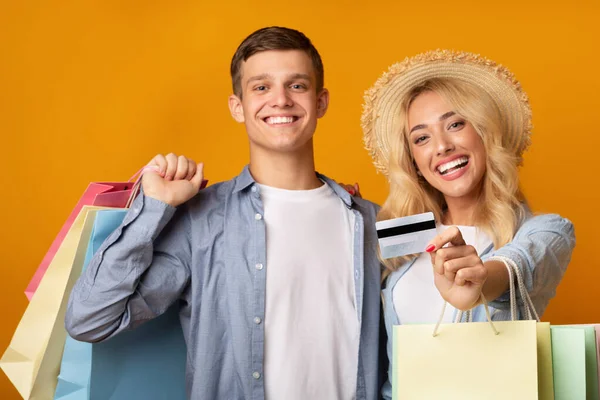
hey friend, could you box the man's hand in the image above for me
[142,153,204,207]
[337,182,361,198]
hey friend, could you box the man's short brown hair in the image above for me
[230,26,324,98]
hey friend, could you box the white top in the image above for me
[259,182,359,400]
[393,224,493,324]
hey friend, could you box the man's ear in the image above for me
[228,94,245,123]
[316,88,330,119]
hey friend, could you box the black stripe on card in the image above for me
[376,220,436,239]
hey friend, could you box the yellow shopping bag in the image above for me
[537,322,554,400]
[392,256,553,400]
[1,206,105,399]
[393,319,539,399]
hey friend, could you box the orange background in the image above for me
[1,0,598,398]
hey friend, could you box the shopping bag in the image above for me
[551,325,599,400]
[596,325,600,397]
[596,325,600,398]
[393,319,538,399]
[1,206,105,399]
[89,305,186,400]
[392,256,550,400]
[25,175,142,300]
[53,217,98,400]
[537,322,554,400]
[492,255,555,400]
[55,209,187,400]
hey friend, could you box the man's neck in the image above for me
[249,146,322,190]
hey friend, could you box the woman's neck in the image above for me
[442,193,480,226]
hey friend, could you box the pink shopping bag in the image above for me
[24,173,142,300]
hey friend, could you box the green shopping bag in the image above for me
[551,325,599,400]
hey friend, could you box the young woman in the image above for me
[361,50,575,398]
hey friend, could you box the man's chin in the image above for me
[249,138,314,155]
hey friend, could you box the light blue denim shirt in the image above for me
[380,212,575,400]
[65,166,384,400]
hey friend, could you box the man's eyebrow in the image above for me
[247,73,312,84]
[288,73,311,81]
[246,74,272,84]
[409,111,457,133]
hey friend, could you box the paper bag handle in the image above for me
[488,256,540,322]
[432,295,499,337]
[124,166,161,209]
[432,256,538,337]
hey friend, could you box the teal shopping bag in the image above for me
[55,209,187,400]
[53,232,95,399]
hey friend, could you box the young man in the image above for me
[66,27,383,400]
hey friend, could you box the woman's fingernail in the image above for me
[425,244,435,253]
[349,189,355,195]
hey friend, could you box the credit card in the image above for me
[376,212,436,259]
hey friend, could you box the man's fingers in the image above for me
[164,153,178,180]
[190,162,205,189]
[338,182,356,195]
[149,154,167,177]
[145,154,200,183]
[172,155,187,180]
[185,158,197,180]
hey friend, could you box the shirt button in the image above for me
[254,317,262,324]
[253,371,261,380]
[255,263,264,270]
[255,213,262,220]
[251,186,258,193]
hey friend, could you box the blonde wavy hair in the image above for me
[379,77,526,271]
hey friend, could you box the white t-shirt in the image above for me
[393,224,493,324]
[258,182,359,400]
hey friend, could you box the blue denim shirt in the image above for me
[380,213,575,400]
[65,166,384,400]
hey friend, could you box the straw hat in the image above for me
[361,49,532,177]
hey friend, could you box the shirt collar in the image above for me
[232,165,255,193]
[233,165,355,209]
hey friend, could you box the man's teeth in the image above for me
[438,157,468,174]
[265,116,295,125]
